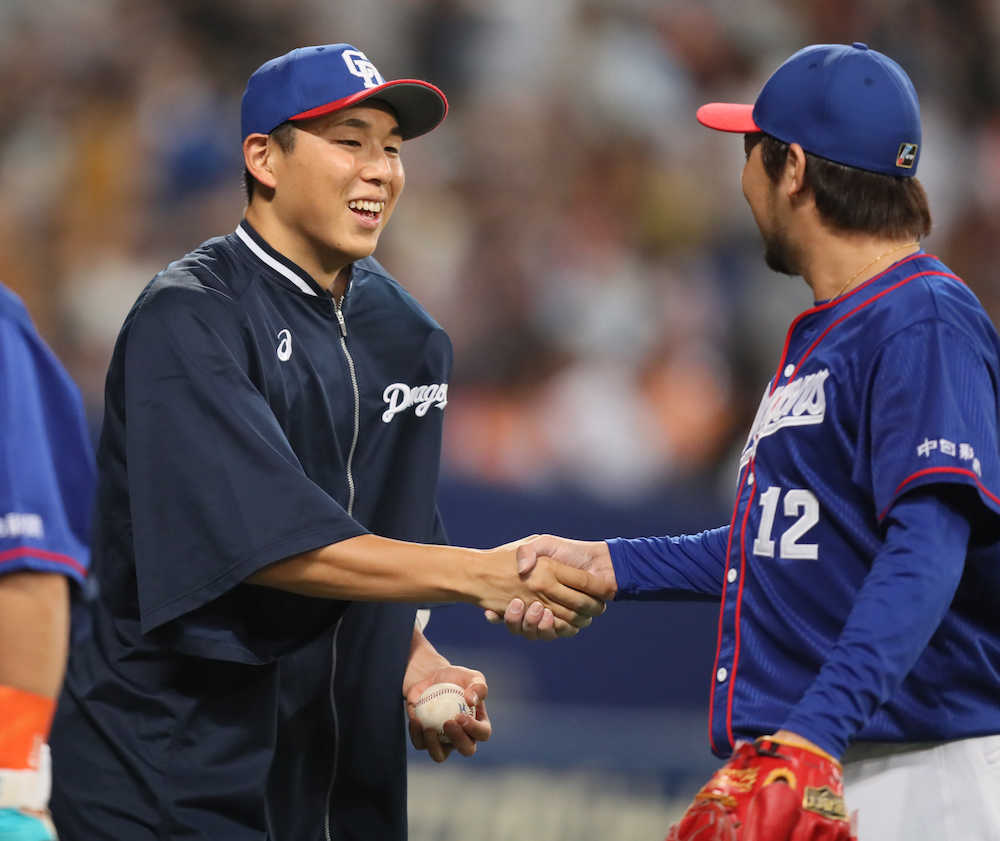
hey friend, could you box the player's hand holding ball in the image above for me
[667,737,856,841]
[414,683,475,743]
[405,667,490,763]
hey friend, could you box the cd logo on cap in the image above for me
[342,49,385,89]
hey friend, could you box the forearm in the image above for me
[403,626,450,697]
[608,526,729,599]
[249,534,483,602]
[782,489,969,757]
[248,533,610,622]
[0,572,69,699]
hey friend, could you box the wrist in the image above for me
[402,630,450,697]
[766,730,841,765]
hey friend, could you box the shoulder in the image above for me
[127,235,250,336]
[0,285,62,372]
[868,255,997,351]
[0,286,47,359]
[0,284,31,329]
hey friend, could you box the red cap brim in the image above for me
[696,103,759,133]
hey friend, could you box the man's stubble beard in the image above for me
[761,220,799,277]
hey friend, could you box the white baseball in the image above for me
[414,682,475,744]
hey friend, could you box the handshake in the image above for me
[478,535,617,640]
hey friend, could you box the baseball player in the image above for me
[48,44,608,841]
[495,43,1000,840]
[0,283,94,841]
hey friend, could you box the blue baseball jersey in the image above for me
[0,284,93,585]
[610,252,1000,757]
[51,221,451,841]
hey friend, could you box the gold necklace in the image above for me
[829,241,919,301]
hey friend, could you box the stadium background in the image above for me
[2,1,998,837]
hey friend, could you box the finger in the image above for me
[484,609,502,623]
[548,571,607,617]
[524,600,544,627]
[442,719,478,756]
[422,729,452,763]
[535,608,559,641]
[553,564,614,604]
[517,600,545,641]
[465,682,487,707]
[515,542,540,575]
[503,598,526,635]
[538,584,605,625]
[455,710,491,747]
[409,717,426,750]
[553,617,578,638]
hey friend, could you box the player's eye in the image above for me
[384,145,400,156]
[336,139,362,147]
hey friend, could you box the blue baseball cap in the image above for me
[697,43,921,176]
[241,44,448,141]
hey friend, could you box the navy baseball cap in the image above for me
[697,43,921,176]
[241,44,448,141]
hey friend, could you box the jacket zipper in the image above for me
[334,298,359,516]
[325,296,359,840]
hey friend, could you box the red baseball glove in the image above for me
[667,738,856,841]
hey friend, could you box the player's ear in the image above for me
[243,134,278,191]
[785,143,808,197]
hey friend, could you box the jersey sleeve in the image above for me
[607,526,728,600]
[858,320,1000,525]
[781,488,968,757]
[0,312,94,586]
[122,287,367,641]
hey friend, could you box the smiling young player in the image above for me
[48,44,609,841]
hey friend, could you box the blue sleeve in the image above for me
[0,308,94,586]
[123,288,367,639]
[607,526,728,600]
[860,321,1000,524]
[781,488,968,757]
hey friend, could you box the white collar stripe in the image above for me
[235,225,317,297]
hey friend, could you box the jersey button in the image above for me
[727,568,738,584]
[747,473,754,486]
[716,667,728,683]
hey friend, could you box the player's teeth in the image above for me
[348,200,384,213]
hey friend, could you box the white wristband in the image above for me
[0,743,51,811]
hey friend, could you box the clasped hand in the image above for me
[483,535,618,639]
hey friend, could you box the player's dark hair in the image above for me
[243,121,297,204]
[746,132,932,240]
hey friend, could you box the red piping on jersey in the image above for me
[725,476,758,749]
[708,464,751,754]
[880,466,1000,521]
[0,546,86,577]
[769,253,935,395]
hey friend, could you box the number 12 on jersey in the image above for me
[752,485,819,560]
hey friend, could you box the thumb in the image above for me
[516,535,562,575]
[516,543,539,575]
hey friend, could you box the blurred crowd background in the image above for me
[3,0,998,836]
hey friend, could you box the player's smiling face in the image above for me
[267,102,405,275]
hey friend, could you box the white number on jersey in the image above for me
[752,485,819,560]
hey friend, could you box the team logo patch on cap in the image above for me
[341,48,384,89]
[896,142,918,169]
